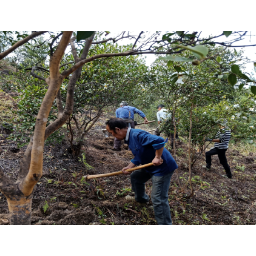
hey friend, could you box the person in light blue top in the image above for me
[116,101,148,122]
[113,101,148,151]
[106,118,178,225]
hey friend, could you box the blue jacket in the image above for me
[116,106,146,120]
[116,107,130,119]
[127,129,178,176]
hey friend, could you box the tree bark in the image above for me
[188,101,194,196]
[0,31,73,224]
[0,167,32,225]
[172,104,177,157]
[7,196,32,225]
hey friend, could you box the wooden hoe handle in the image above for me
[136,120,155,126]
[85,163,154,180]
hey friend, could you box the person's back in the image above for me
[122,105,146,120]
[128,128,178,176]
[157,108,170,122]
[116,107,130,119]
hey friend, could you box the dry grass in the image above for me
[0,60,16,73]
[229,141,256,156]
[0,90,16,124]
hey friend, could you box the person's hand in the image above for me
[152,156,163,166]
[205,138,212,142]
[122,166,131,175]
[144,117,149,124]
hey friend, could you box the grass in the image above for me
[229,141,256,156]
[0,90,16,124]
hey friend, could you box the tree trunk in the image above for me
[0,168,33,225]
[172,104,177,157]
[0,32,73,225]
[7,196,32,225]
[188,102,194,196]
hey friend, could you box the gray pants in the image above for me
[114,120,135,149]
[131,169,174,225]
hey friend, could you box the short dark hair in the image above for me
[106,118,128,131]
[157,104,165,109]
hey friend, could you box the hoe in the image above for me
[84,162,154,181]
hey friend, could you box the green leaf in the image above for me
[77,31,95,42]
[223,31,232,37]
[159,56,194,62]
[251,86,256,95]
[238,73,251,81]
[162,33,175,41]
[239,83,245,90]
[43,201,49,213]
[190,45,208,59]
[216,56,221,63]
[174,66,182,72]
[184,34,196,39]
[171,76,178,85]
[167,60,173,67]
[177,45,208,59]
[228,73,237,86]
[170,73,178,79]
[231,64,241,75]
[254,62,256,73]
[176,31,184,37]
[202,213,210,221]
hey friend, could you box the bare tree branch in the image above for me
[70,37,79,63]
[61,49,187,78]
[26,66,50,74]
[49,31,73,78]
[92,34,134,45]
[49,32,63,56]
[18,139,33,181]
[60,62,74,68]
[132,31,144,49]
[80,33,95,60]
[30,67,46,81]
[45,33,95,139]
[0,31,47,60]
[81,109,102,140]
[61,50,135,77]
[56,89,64,118]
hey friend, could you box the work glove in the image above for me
[205,138,212,142]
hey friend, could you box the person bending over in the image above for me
[113,101,148,151]
[106,118,178,225]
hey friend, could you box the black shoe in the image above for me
[112,148,121,151]
[206,164,211,169]
[226,171,232,179]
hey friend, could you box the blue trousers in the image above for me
[130,169,174,225]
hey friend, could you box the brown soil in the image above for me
[1,114,256,225]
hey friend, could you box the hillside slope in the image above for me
[1,108,256,225]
